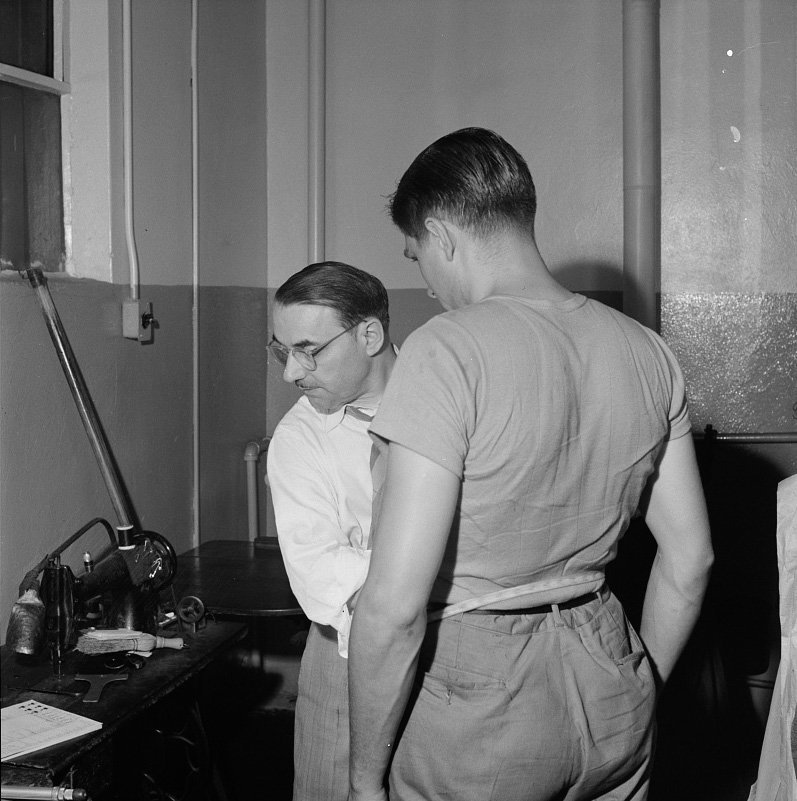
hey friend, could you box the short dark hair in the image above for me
[274,261,390,334]
[388,127,537,242]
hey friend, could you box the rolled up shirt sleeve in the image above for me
[267,405,374,656]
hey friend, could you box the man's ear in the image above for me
[424,217,456,261]
[360,318,386,356]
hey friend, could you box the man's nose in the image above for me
[282,352,306,383]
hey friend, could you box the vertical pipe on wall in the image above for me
[244,440,266,542]
[246,448,260,543]
[308,0,326,263]
[122,0,140,300]
[190,0,200,549]
[623,0,661,331]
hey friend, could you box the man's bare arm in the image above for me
[348,443,460,800]
[640,433,714,688]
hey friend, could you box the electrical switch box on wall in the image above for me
[122,299,154,343]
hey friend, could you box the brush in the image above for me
[76,630,184,654]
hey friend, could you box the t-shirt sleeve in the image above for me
[370,321,476,478]
[652,332,691,440]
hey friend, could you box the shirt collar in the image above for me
[321,404,348,433]
[319,403,377,433]
[315,343,398,433]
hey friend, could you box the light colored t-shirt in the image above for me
[268,396,375,656]
[370,294,690,608]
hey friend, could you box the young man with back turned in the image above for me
[348,128,713,801]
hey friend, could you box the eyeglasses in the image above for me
[267,321,360,371]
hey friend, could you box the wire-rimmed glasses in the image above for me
[267,321,360,371]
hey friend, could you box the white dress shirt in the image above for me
[267,395,376,657]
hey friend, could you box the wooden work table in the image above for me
[2,540,303,799]
[1,620,247,800]
[170,539,303,618]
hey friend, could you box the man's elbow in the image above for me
[668,540,714,601]
[692,535,715,580]
[688,551,713,603]
[355,585,427,636]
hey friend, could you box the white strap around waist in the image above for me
[426,571,605,622]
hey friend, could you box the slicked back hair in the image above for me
[274,261,390,335]
[388,127,537,243]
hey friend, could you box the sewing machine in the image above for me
[6,517,177,674]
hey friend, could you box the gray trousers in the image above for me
[390,587,656,801]
[293,622,349,801]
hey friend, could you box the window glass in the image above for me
[0,0,54,77]
[0,82,65,272]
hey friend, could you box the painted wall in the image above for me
[656,10,796,730]
[661,0,796,437]
[1,1,194,641]
[195,0,270,542]
[0,1,271,636]
[264,0,630,454]
[0,0,277,635]
[0,278,195,638]
[266,0,625,293]
[264,0,796,462]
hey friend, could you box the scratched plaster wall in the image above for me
[662,295,796,434]
[654,7,796,786]
[660,0,797,437]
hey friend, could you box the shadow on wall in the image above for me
[553,259,624,311]
[390,259,625,350]
[609,437,786,801]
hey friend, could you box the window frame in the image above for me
[0,63,70,95]
[1,0,114,282]
[0,0,71,274]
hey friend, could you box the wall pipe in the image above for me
[308,0,326,263]
[622,0,661,332]
[190,0,200,549]
[693,431,797,445]
[122,0,140,300]
[244,438,270,542]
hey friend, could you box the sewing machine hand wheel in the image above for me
[177,596,205,632]
[134,530,178,590]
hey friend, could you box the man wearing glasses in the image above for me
[266,261,397,801]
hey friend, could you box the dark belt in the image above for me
[429,590,601,617]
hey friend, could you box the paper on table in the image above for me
[1,699,102,761]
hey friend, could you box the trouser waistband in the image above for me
[428,587,605,617]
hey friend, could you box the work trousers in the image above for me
[293,622,350,801]
[389,587,656,801]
